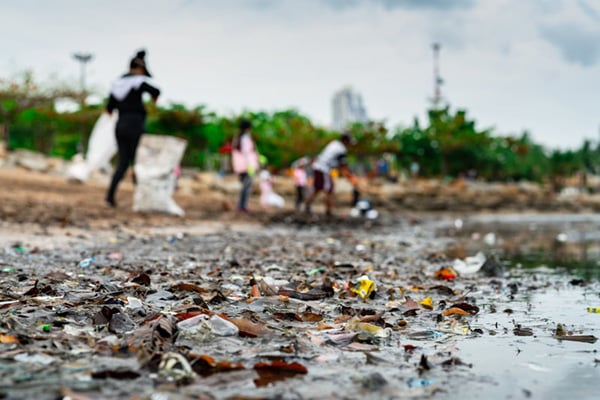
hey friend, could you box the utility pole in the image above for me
[72,52,93,105]
[431,43,443,109]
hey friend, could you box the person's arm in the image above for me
[340,165,359,187]
[141,82,160,103]
[106,94,117,115]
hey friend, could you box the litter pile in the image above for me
[0,221,598,399]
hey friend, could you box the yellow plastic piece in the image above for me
[419,296,433,310]
[352,276,375,300]
[587,307,600,313]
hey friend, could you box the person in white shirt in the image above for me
[305,132,359,216]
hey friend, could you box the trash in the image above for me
[587,307,600,313]
[418,296,433,310]
[78,257,96,268]
[434,266,457,281]
[41,324,51,332]
[345,316,391,339]
[408,378,434,388]
[158,352,196,382]
[307,267,326,275]
[14,352,56,365]
[132,135,187,216]
[452,252,486,275]
[483,232,496,246]
[66,111,117,182]
[407,330,443,340]
[352,275,375,300]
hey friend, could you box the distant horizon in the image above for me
[2,0,600,150]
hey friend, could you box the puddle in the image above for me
[438,213,600,280]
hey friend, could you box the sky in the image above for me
[1,0,600,150]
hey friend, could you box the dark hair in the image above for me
[239,119,252,132]
[233,119,252,151]
[341,132,353,144]
[130,50,152,77]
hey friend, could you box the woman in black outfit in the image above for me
[105,50,160,207]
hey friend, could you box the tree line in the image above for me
[1,72,598,188]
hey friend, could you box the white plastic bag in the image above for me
[133,135,187,216]
[66,112,117,182]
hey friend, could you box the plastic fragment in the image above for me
[419,296,433,310]
[352,275,375,300]
[78,257,96,268]
[408,378,434,388]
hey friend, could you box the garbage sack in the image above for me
[66,112,118,182]
[133,135,187,216]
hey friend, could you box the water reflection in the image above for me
[438,214,600,280]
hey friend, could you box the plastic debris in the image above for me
[434,266,457,281]
[352,275,375,300]
[587,307,600,313]
[452,252,486,275]
[78,257,96,268]
[408,378,434,388]
[418,296,433,310]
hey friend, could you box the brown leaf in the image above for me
[225,316,271,337]
[0,333,20,344]
[170,282,207,293]
[253,360,308,387]
[250,284,261,298]
[188,353,245,376]
[442,307,470,316]
[91,370,141,380]
[450,302,480,314]
[554,335,597,344]
[402,296,420,310]
[132,273,151,286]
[301,312,323,322]
[23,280,39,296]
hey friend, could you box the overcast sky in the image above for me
[2,0,600,149]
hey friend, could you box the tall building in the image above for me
[332,86,368,131]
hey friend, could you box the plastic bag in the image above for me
[66,112,118,182]
[133,135,187,216]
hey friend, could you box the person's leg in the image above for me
[238,173,253,211]
[324,173,334,216]
[295,186,304,211]
[305,171,324,214]
[106,115,143,206]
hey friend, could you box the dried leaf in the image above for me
[554,335,597,344]
[91,370,141,380]
[132,273,151,286]
[449,302,480,315]
[250,284,261,298]
[0,333,20,344]
[442,307,470,316]
[253,360,308,387]
[170,282,207,293]
[188,353,245,376]
[226,316,271,337]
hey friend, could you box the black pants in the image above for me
[106,113,144,203]
[295,186,305,211]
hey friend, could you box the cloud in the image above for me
[577,0,600,21]
[377,0,475,11]
[540,24,600,67]
[322,0,474,11]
